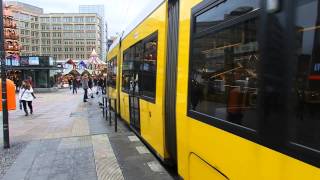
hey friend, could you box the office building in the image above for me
[79,5,106,59]
[39,13,102,60]
[6,1,102,61]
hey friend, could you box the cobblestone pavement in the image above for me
[0,89,175,180]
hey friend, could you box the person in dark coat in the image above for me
[88,77,94,98]
[82,74,89,102]
[68,78,72,90]
[72,78,78,94]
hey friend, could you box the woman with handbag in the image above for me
[19,80,34,116]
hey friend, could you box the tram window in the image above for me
[188,0,259,130]
[134,42,144,94]
[140,33,157,99]
[122,46,140,92]
[122,50,132,91]
[195,0,259,33]
[122,43,143,93]
[289,0,320,151]
[107,57,117,88]
[122,32,158,101]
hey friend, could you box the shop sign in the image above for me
[28,57,39,65]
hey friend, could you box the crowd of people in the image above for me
[67,75,106,102]
[15,74,106,116]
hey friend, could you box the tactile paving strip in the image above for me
[92,134,124,180]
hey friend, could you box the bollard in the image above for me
[104,97,108,121]
[102,97,105,118]
[108,98,111,126]
[114,100,117,132]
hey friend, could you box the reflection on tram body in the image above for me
[289,0,320,151]
[189,6,259,130]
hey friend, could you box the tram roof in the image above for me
[108,0,165,54]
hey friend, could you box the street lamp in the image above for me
[0,0,10,149]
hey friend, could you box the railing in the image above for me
[101,96,118,132]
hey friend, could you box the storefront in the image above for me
[5,56,61,89]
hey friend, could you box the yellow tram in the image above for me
[107,0,320,179]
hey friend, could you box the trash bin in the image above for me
[0,79,17,111]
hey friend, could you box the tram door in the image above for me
[129,77,141,133]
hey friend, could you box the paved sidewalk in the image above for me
[0,89,175,180]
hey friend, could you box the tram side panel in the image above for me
[176,0,320,180]
[119,1,169,160]
[107,46,119,111]
[119,91,130,123]
[118,45,130,124]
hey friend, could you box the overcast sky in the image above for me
[9,0,151,38]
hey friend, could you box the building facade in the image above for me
[6,1,102,61]
[39,13,102,60]
[79,5,106,59]
[6,1,43,57]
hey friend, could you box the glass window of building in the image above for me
[188,0,260,130]
[63,17,72,23]
[75,17,84,23]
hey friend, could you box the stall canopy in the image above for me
[65,58,76,69]
[78,60,88,69]
[87,49,106,65]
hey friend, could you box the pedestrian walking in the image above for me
[72,78,78,94]
[19,80,34,116]
[93,77,98,87]
[82,74,89,102]
[27,76,34,87]
[88,77,94,98]
[15,78,22,92]
[77,76,81,89]
[97,77,104,95]
[68,78,72,90]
